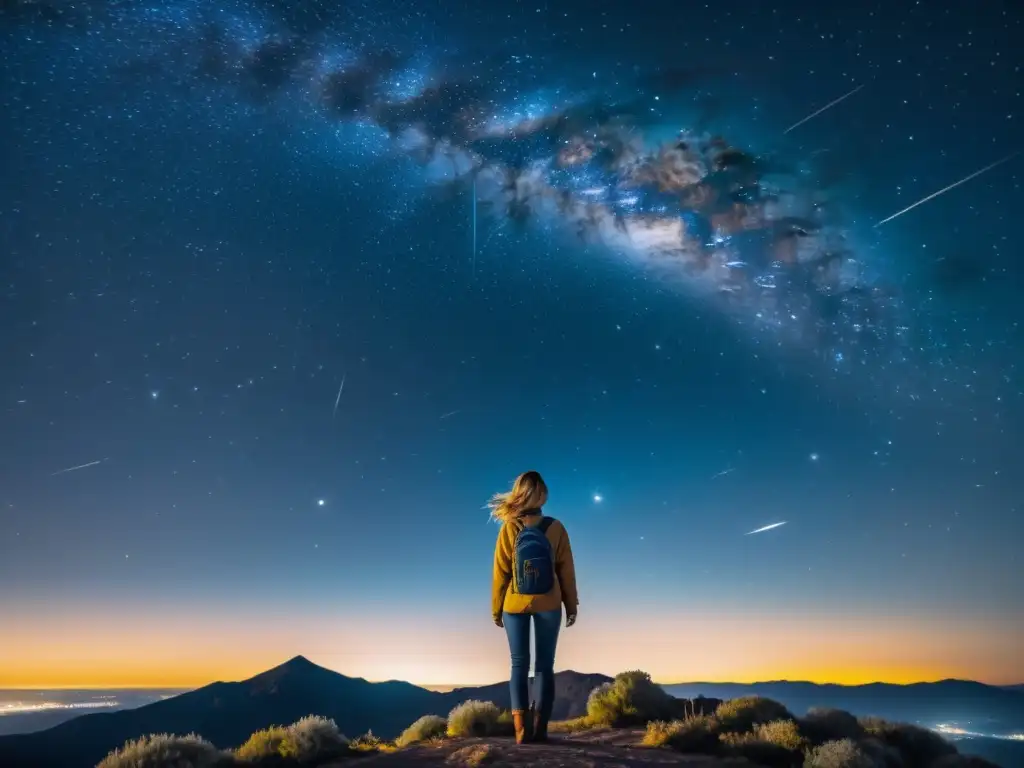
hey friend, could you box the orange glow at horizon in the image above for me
[2,606,1021,689]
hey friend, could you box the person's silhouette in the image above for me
[489,470,578,744]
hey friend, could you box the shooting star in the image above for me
[875,151,1020,227]
[332,374,346,420]
[51,459,104,476]
[745,521,787,536]
[439,409,461,420]
[783,84,864,135]
[711,467,735,480]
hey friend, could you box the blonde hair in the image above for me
[488,470,548,523]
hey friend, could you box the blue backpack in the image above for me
[513,516,555,595]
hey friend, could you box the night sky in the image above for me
[2,0,1022,690]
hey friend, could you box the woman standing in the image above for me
[490,470,578,745]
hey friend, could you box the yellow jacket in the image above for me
[492,515,578,620]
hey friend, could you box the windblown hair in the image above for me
[488,470,548,523]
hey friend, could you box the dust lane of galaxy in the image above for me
[2,0,1012,402]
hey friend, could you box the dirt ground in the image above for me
[341,730,753,768]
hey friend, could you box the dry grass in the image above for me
[97,733,229,768]
[235,716,350,763]
[445,744,495,767]
[446,700,502,738]
[804,738,879,768]
[719,730,797,768]
[396,714,448,748]
[642,715,720,753]
[755,718,806,751]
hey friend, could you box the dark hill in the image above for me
[661,678,1024,727]
[0,656,611,768]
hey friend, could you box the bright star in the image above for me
[317,499,325,506]
[809,453,819,462]
[593,494,603,503]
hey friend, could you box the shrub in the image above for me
[396,714,448,748]
[719,731,798,768]
[446,700,501,738]
[715,696,795,734]
[585,670,678,727]
[98,733,228,768]
[493,710,515,737]
[859,717,956,768]
[804,738,879,768]
[931,756,1001,768]
[756,719,807,751]
[236,725,294,762]
[287,716,350,760]
[859,737,905,768]
[348,730,388,753]
[235,716,349,764]
[643,715,720,753]
[800,708,865,745]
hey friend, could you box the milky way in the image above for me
[2,0,928,380]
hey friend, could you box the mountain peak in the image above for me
[282,654,316,669]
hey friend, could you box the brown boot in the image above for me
[533,708,549,743]
[512,709,533,745]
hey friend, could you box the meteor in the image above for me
[50,459,104,476]
[783,84,864,135]
[745,521,787,536]
[332,374,346,419]
[875,151,1020,227]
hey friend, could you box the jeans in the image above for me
[502,609,562,719]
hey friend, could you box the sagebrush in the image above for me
[447,699,502,738]
[586,670,677,726]
[97,733,228,768]
[396,714,448,747]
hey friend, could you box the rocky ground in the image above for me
[342,729,752,767]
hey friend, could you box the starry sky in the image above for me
[1,0,1022,690]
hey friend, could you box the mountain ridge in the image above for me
[0,656,612,768]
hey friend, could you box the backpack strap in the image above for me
[538,516,555,534]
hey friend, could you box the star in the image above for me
[317,499,326,506]
[809,453,820,462]
[593,494,603,503]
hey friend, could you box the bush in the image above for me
[800,708,865,745]
[396,714,448,748]
[235,716,349,764]
[585,670,678,727]
[447,700,502,738]
[98,733,228,768]
[719,731,798,768]
[643,716,720,753]
[931,756,1000,768]
[348,730,388,753]
[859,737,905,768]
[756,719,807,751]
[804,738,879,768]
[715,696,795,734]
[493,710,515,737]
[859,717,956,768]
[287,716,350,760]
